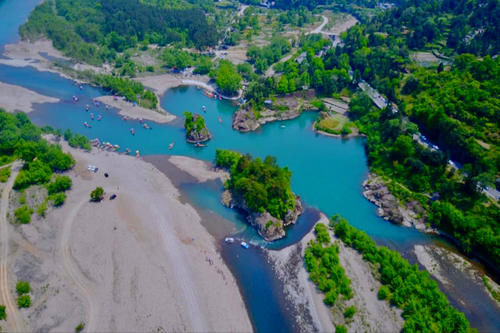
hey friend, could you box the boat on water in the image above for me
[85,104,89,111]
[83,122,91,128]
[280,124,286,128]
[90,113,94,120]
[218,116,222,124]
[224,237,235,244]
[194,142,207,147]
[202,105,206,112]
[97,115,102,121]
[130,128,135,136]
[168,141,175,150]
[143,123,151,129]
[240,241,249,249]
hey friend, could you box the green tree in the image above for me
[0,305,6,320]
[90,187,104,202]
[17,295,31,308]
[215,60,242,96]
[16,281,30,296]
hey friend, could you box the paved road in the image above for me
[0,161,27,332]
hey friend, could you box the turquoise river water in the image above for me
[0,1,499,331]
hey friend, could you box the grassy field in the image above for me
[316,113,349,134]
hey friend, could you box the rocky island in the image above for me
[184,112,211,143]
[216,149,303,241]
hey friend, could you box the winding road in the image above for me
[308,15,329,35]
[0,161,27,332]
[57,199,99,332]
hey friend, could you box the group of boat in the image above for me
[224,237,250,249]
[90,138,120,151]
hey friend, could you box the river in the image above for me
[0,1,499,331]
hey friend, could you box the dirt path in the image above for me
[57,198,99,332]
[0,161,27,332]
[308,15,328,35]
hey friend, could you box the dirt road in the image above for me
[0,161,27,332]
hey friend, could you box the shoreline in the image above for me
[7,139,252,331]
[267,213,404,332]
[0,81,59,112]
[95,96,176,124]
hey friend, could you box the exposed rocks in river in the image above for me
[221,189,303,241]
[362,173,430,232]
[232,90,316,132]
[184,112,211,143]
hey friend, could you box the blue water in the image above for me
[0,0,499,331]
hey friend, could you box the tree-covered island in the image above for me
[215,149,302,241]
[183,112,211,143]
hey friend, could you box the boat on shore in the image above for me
[224,237,235,244]
[240,241,249,249]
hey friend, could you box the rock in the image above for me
[362,173,430,231]
[232,107,260,132]
[185,113,211,143]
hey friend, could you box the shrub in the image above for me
[336,324,347,333]
[75,322,85,333]
[37,200,48,217]
[0,305,5,320]
[16,281,30,296]
[47,175,72,194]
[17,295,31,308]
[378,285,390,300]
[0,167,10,183]
[50,193,66,207]
[344,306,356,319]
[14,206,32,224]
[90,187,104,202]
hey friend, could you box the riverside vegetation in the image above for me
[0,110,75,221]
[307,214,472,332]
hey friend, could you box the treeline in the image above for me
[0,110,74,212]
[247,37,292,73]
[162,48,212,74]
[305,224,353,306]
[91,75,157,109]
[215,149,296,220]
[331,215,472,332]
[20,0,218,65]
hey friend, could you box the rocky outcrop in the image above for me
[221,190,303,241]
[185,113,211,143]
[233,90,316,132]
[362,173,430,232]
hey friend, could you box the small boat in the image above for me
[202,105,206,112]
[218,116,222,124]
[224,237,235,244]
[124,148,131,154]
[219,95,222,100]
[90,113,94,120]
[85,104,89,111]
[240,241,249,249]
[105,105,109,110]
[139,118,143,123]
[280,125,286,128]
[194,142,207,147]
[83,122,91,128]
[122,116,128,121]
[79,85,83,90]
[130,128,135,136]
[97,115,102,121]
[143,123,151,129]
[168,141,175,150]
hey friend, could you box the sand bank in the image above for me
[268,213,403,332]
[95,96,175,124]
[6,141,252,332]
[0,82,59,112]
[168,155,229,183]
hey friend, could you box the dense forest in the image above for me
[20,0,218,65]
[215,149,296,220]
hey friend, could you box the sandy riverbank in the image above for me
[0,82,59,112]
[267,213,403,332]
[6,141,252,332]
[95,96,175,124]
[168,155,229,183]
